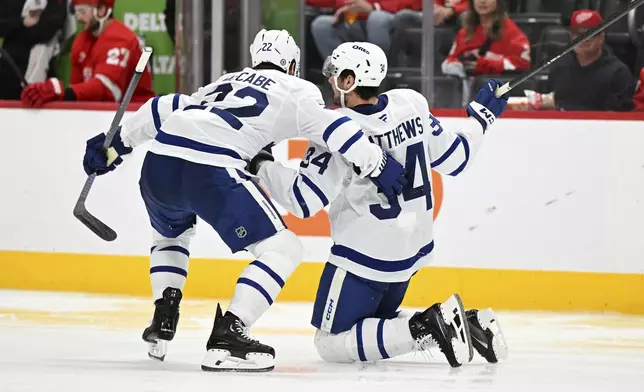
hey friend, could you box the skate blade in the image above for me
[477,308,508,361]
[440,294,473,366]
[201,349,275,373]
[147,339,168,362]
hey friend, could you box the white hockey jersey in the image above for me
[257,89,486,283]
[118,68,384,176]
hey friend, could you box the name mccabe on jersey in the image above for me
[220,71,276,91]
[368,116,424,149]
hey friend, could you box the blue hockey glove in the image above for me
[466,79,509,133]
[83,127,132,176]
[369,150,407,200]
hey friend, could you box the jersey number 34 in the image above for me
[370,142,432,220]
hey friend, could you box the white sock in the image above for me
[149,228,193,301]
[315,316,417,362]
[227,230,302,326]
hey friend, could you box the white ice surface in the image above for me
[1,290,643,392]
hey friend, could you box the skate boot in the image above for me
[466,308,508,363]
[201,304,275,372]
[142,287,182,361]
[409,293,472,367]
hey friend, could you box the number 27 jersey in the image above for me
[257,89,486,282]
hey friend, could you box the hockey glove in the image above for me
[369,150,407,200]
[83,127,133,176]
[466,79,509,133]
[247,150,275,175]
[21,78,65,108]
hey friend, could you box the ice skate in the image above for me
[409,293,472,367]
[142,287,182,361]
[201,304,275,372]
[466,308,508,363]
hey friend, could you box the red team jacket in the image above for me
[634,68,644,111]
[69,19,155,102]
[444,18,531,75]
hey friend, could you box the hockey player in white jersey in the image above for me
[81,30,407,372]
[246,42,509,366]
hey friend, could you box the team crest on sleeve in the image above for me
[235,227,248,238]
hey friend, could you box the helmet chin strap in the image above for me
[92,7,113,36]
[333,75,358,108]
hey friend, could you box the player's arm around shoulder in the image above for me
[249,142,347,219]
[425,80,509,177]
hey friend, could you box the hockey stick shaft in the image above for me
[73,47,153,241]
[0,47,29,88]
[495,0,644,97]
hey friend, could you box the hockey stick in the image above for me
[495,0,644,97]
[0,47,29,88]
[73,47,153,242]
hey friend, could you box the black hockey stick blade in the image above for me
[495,0,644,97]
[73,47,153,241]
[73,175,117,242]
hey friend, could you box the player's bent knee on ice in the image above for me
[314,329,356,363]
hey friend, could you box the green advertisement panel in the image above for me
[113,0,175,95]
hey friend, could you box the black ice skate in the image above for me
[142,287,182,361]
[409,294,472,367]
[466,308,508,363]
[201,304,275,372]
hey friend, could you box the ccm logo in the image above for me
[352,45,370,54]
[325,299,335,320]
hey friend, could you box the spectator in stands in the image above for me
[308,0,421,59]
[634,67,644,111]
[537,10,634,111]
[0,0,68,100]
[20,0,155,108]
[442,0,530,77]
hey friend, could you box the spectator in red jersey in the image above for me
[634,68,644,111]
[309,0,421,59]
[20,0,155,107]
[442,0,530,77]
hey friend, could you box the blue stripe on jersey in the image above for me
[330,241,434,273]
[155,129,243,160]
[151,96,162,132]
[356,320,367,361]
[172,94,181,112]
[430,137,462,168]
[323,116,352,143]
[150,266,187,277]
[250,260,285,288]
[301,174,329,206]
[183,105,243,130]
[376,319,390,359]
[448,135,471,176]
[237,277,273,305]
[157,245,190,257]
[292,178,311,218]
[338,130,364,154]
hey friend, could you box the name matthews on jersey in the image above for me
[368,116,424,149]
